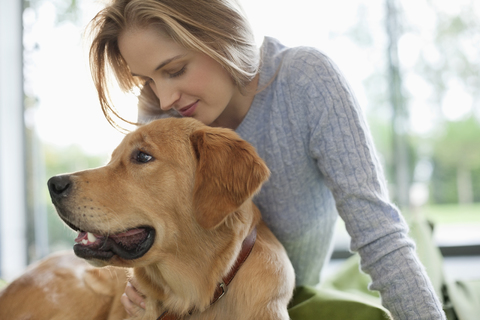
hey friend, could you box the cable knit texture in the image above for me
[139,37,446,320]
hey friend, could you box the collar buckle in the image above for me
[216,281,228,303]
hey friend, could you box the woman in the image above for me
[88,0,445,319]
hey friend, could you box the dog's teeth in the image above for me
[82,239,88,245]
[87,232,97,242]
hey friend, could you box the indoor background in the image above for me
[1,0,479,283]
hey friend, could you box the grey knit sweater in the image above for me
[139,37,446,319]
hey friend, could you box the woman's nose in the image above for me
[152,82,180,111]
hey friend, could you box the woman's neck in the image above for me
[210,74,259,130]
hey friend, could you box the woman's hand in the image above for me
[121,279,146,317]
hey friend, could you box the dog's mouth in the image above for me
[72,226,155,261]
[54,208,155,261]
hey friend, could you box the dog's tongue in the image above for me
[75,232,87,243]
[74,229,146,247]
[109,229,149,250]
[110,228,146,238]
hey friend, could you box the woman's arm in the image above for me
[292,48,446,320]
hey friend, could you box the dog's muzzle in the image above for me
[47,175,156,261]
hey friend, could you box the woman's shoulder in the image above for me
[263,38,335,72]
[260,38,343,93]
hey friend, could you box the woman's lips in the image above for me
[178,100,199,117]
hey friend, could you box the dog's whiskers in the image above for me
[101,207,129,236]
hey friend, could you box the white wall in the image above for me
[0,0,28,281]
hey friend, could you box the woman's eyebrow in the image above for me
[131,54,187,77]
[155,54,187,71]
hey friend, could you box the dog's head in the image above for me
[47,118,269,267]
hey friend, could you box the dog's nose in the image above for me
[48,175,72,201]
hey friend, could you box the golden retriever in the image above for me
[0,251,128,319]
[0,118,295,320]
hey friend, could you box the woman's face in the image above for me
[118,26,242,127]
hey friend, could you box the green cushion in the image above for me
[288,254,391,320]
[288,285,391,320]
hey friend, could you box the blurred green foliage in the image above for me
[422,203,480,225]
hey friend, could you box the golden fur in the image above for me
[0,118,295,319]
[0,251,128,320]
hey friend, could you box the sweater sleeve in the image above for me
[287,48,446,320]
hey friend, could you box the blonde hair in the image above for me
[88,0,259,129]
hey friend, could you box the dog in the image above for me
[0,118,295,320]
[0,250,128,319]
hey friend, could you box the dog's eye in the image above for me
[134,151,154,163]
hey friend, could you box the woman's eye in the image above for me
[169,66,186,78]
[135,151,154,163]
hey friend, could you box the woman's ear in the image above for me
[189,127,270,230]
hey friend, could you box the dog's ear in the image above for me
[190,127,270,230]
